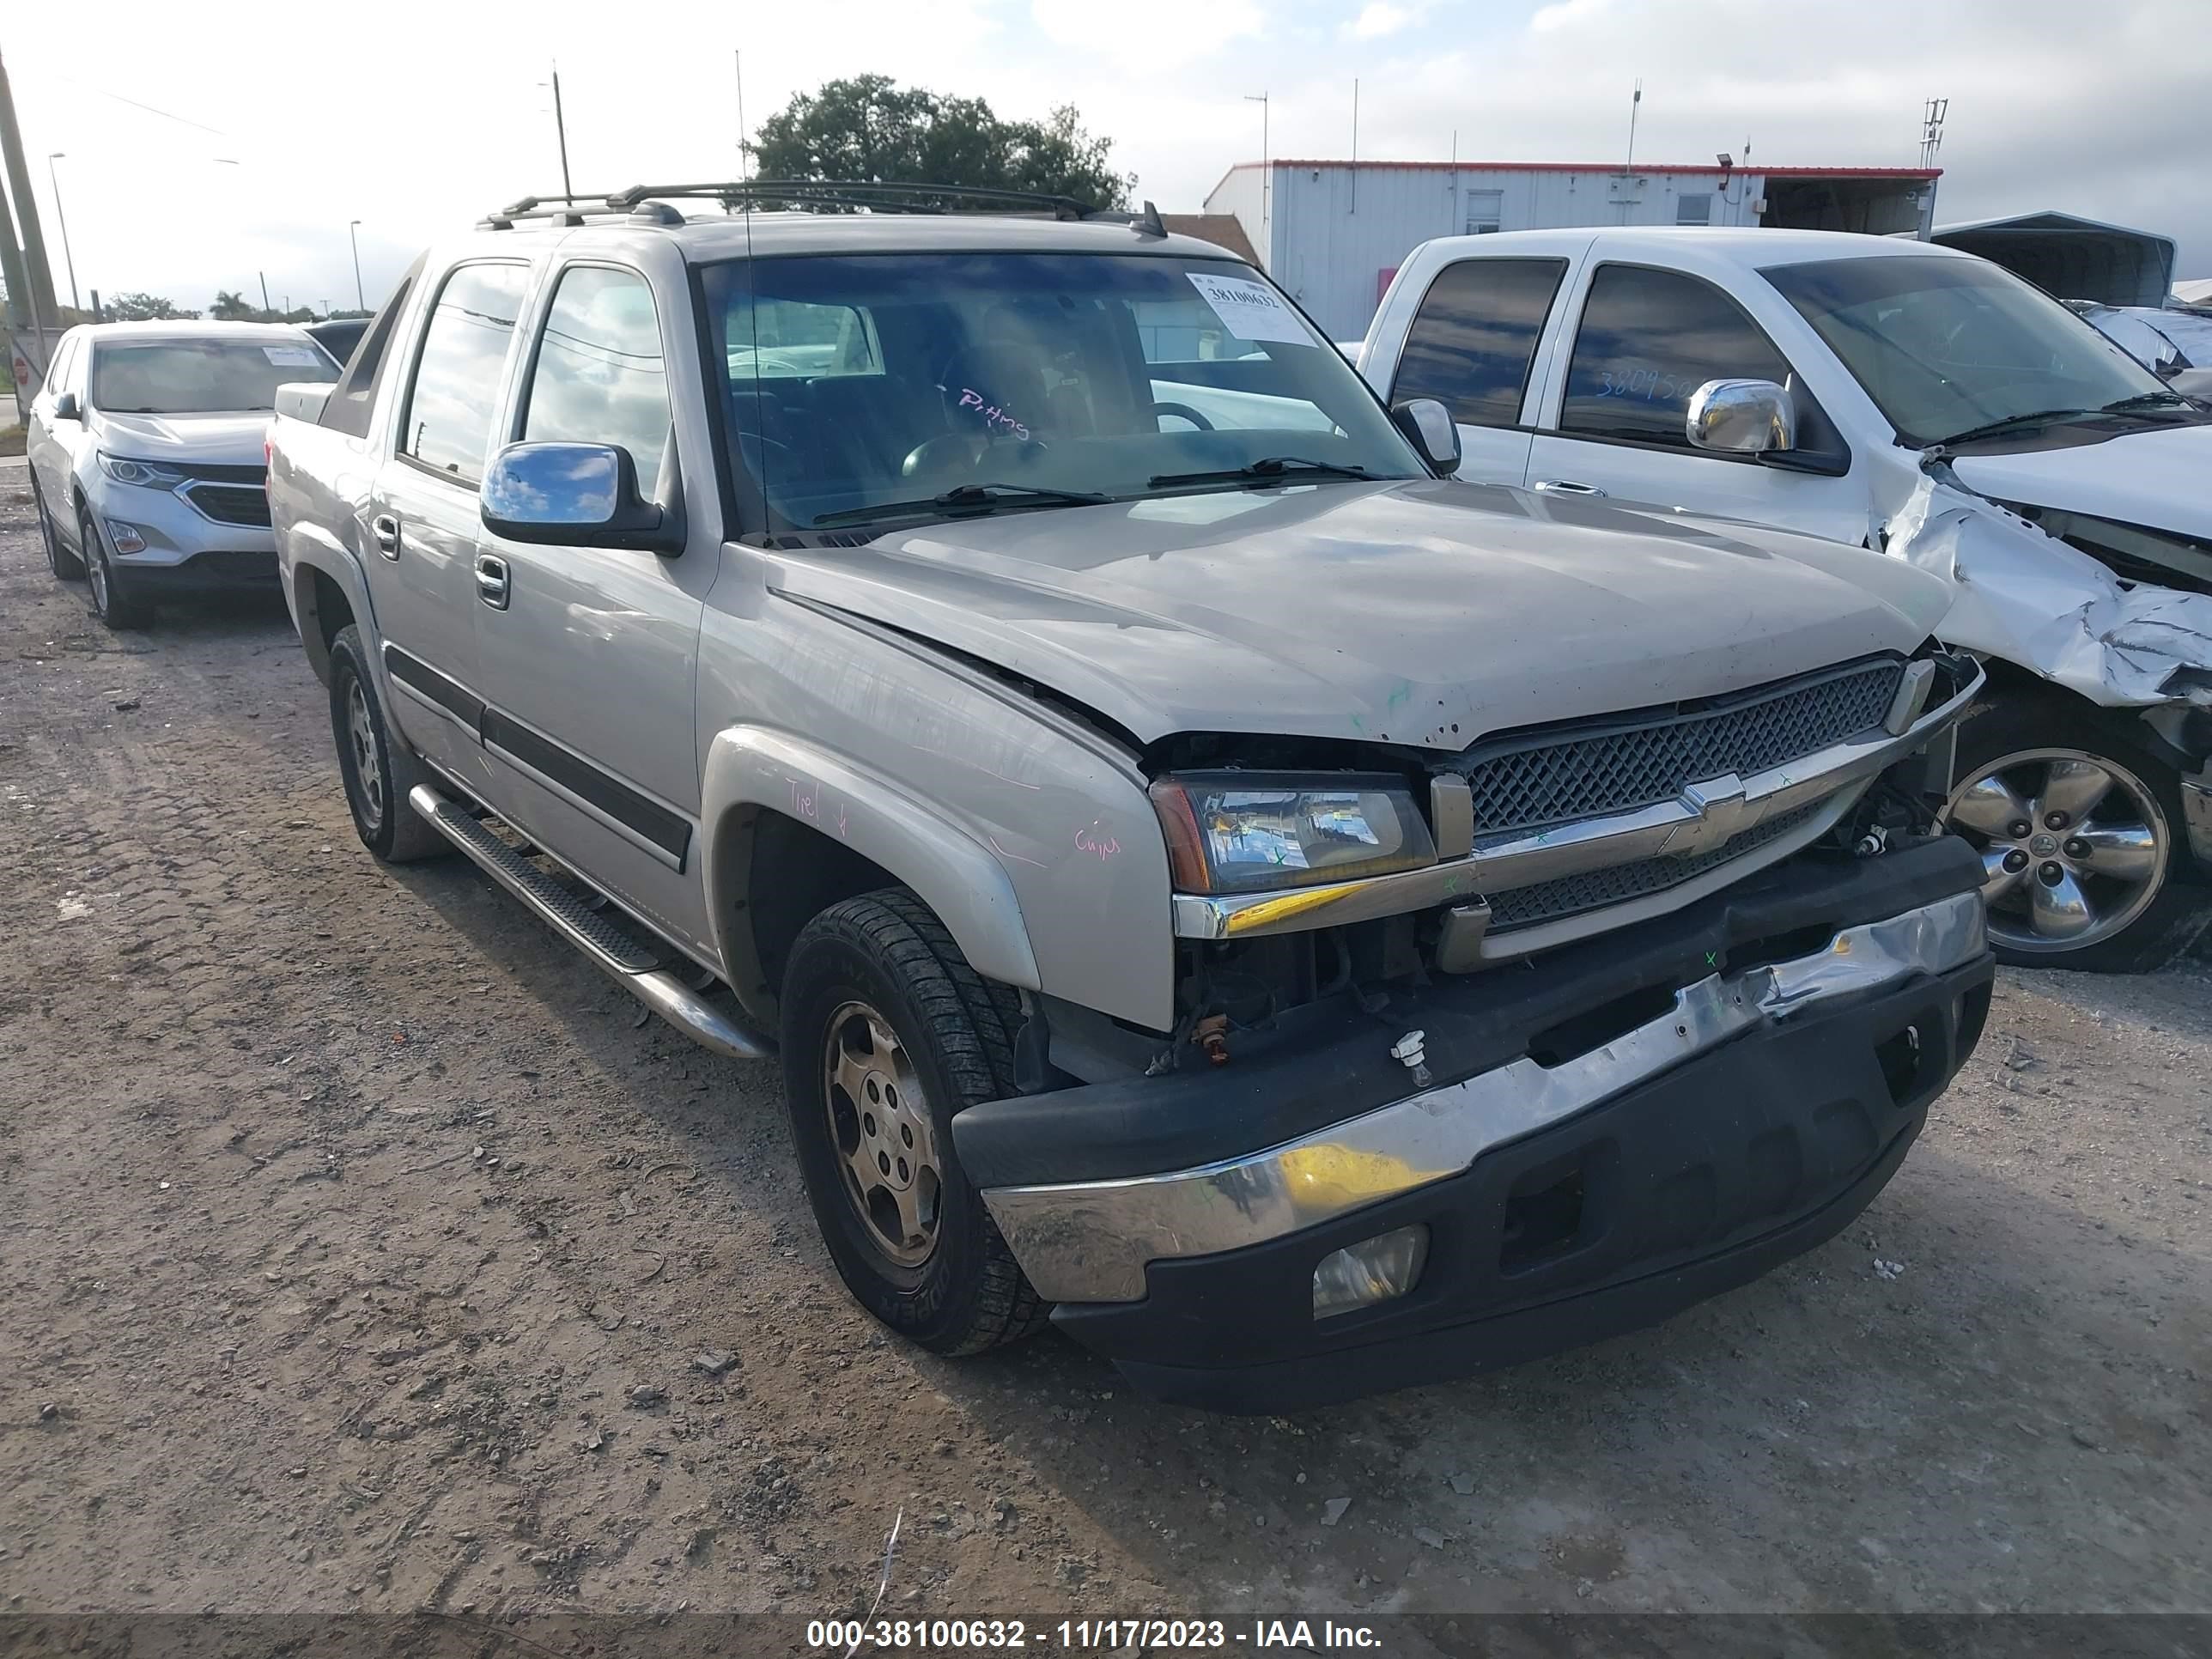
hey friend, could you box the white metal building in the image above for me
[1204,159,1943,340]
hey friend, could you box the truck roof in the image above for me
[64,319,325,344]
[454,209,1251,267]
[1419,225,1976,271]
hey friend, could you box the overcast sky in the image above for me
[5,0,2205,317]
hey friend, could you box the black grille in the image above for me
[1457,660,1904,836]
[1486,802,1826,931]
[184,482,271,528]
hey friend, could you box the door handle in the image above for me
[371,514,400,558]
[475,554,511,610]
[1531,479,1607,497]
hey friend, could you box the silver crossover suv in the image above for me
[25,320,339,628]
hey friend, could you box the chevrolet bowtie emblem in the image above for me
[1660,774,1752,858]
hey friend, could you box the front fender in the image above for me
[702,726,1043,1023]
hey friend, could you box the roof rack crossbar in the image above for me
[608,179,1100,220]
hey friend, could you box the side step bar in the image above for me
[408,784,773,1062]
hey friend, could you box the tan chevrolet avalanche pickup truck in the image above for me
[266,181,1992,1411]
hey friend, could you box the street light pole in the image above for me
[1243,93,1269,270]
[46,150,79,312]
[349,219,364,310]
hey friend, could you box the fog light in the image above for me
[1312,1224,1429,1319]
[106,521,148,555]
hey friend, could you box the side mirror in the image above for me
[1686,379,1796,454]
[52,390,82,422]
[1391,397,1462,476]
[481,441,683,556]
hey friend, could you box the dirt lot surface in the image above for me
[1,478,2207,1636]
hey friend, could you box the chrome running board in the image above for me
[408,784,772,1061]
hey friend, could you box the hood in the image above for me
[90,410,274,469]
[768,479,1951,750]
[1949,420,2212,540]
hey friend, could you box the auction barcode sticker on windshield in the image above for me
[1186,271,1313,345]
[264,345,325,367]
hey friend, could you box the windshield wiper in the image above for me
[2100,390,2193,413]
[1931,408,2103,447]
[1146,456,1377,489]
[811,482,1113,529]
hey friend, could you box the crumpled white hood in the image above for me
[1948,422,2212,542]
[1891,465,2212,708]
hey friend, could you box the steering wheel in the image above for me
[1152,401,1216,431]
[900,433,988,479]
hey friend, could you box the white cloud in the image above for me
[1345,3,1415,39]
[1030,0,1262,70]
[1530,0,1611,32]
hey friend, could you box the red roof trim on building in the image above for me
[1217,159,1942,181]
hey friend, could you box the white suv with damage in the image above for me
[1362,228,2212,970]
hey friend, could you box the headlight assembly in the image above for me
[97,453,187,488]
[1150,772,1436,893]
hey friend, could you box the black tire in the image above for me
[779,889,1048,1356]
[327,623,449,863]
[77,502,150,629]
[33,473,84,580]
[1943,690,2211,973]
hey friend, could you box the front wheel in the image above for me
[1940,693,2210,972]
[77,504,149,629]
[326,623,449,863]
[779,890,1048,1355]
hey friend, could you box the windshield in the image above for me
[698,252,1421,530]
[1761,253,2172,447]
[88,337,338,415]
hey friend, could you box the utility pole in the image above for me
[46,152,78,312]
[349,219,364,310]
[1350,78,1359,216]
[1624,79,1642,173]
[258,271,272,316]
[734,50,749,182]
[0,46,61,335]
[1243,93,1269,270]
[550,64,574,199]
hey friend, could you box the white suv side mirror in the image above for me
[1686,379,1796,455]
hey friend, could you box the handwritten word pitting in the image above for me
[957,388,1031,442]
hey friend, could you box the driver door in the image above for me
[1524,261,1870,544]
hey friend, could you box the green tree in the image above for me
[750,75,1131,210]
[210,289,257,321]
[105,292,200,321]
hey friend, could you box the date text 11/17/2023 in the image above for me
[805,1617,1384,1650]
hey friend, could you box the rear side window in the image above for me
[520,265,674,485]
[398,261,530,484]
[1559,264,1792,448]
[321,258,422,438]
[1389,258,1566,428]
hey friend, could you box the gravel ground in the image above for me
[0,476,2207,1632]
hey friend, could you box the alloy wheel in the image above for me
[1940,746,2168,955]
[821,1000,940,1267]
[80,513,110,613]
[346,678,386,832]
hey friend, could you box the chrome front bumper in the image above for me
[2184,768,2212,869]
[982,890,1986,1304]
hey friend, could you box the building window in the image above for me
[1465,189,1503,236]
[1676,192,1714,226]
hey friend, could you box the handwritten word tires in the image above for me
[326,624,449,864]
[780,890,1048,1355]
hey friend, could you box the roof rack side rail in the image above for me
[607,179,1099,219]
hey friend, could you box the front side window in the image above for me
[88,335,337,415]
[701,252,1419,531]
[521,265,674,485]
[1390,257,1567,428]
[1559,264,1793,448]
[400,262,530,485]
[1763,252,2174,447]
